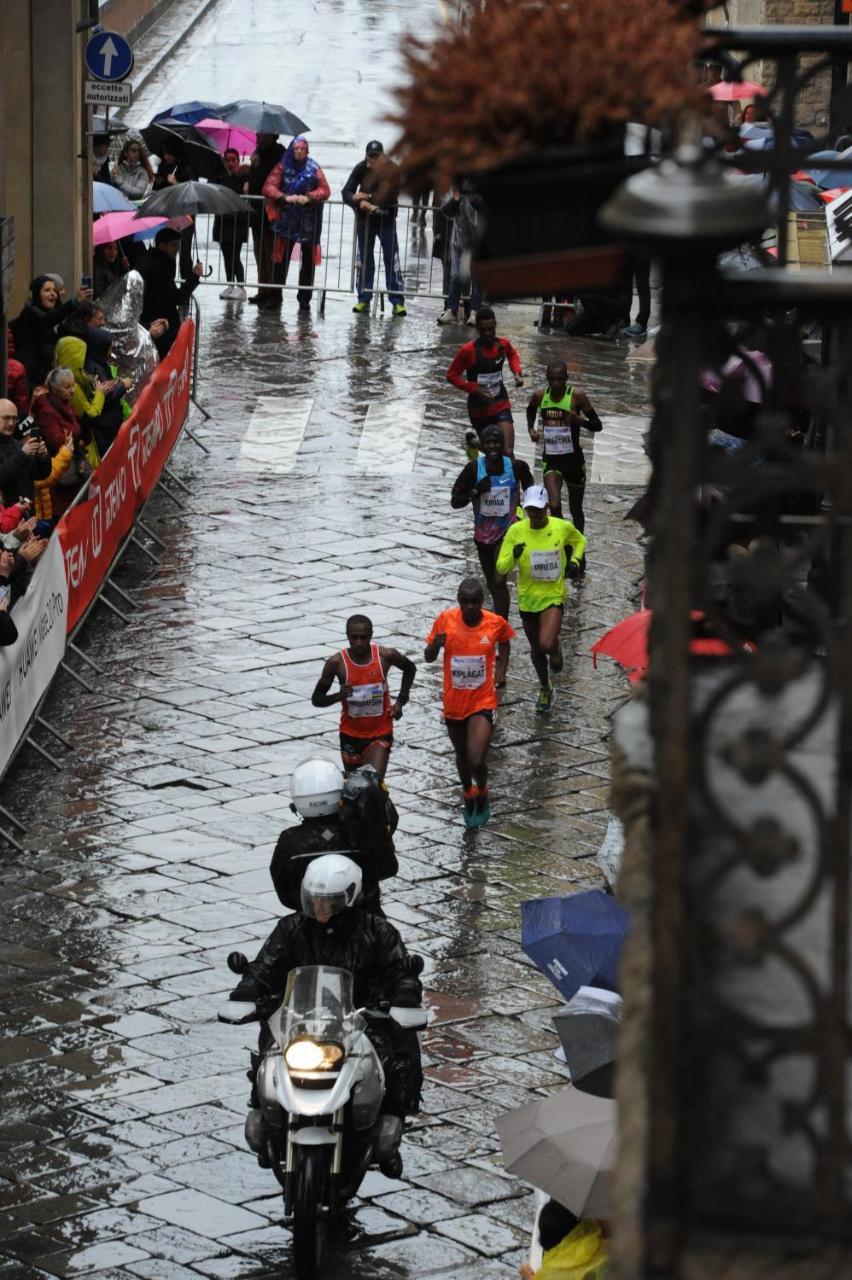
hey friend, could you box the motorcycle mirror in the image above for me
[389,1006,429,1030]
[227,951,250,975]
[217,1002,258,1025]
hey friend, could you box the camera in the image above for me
[21,418,42,441]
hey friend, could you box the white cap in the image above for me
[522,485,549,509]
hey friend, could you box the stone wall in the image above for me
[99,0,176,41]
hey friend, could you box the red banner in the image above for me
[56,321,195,633]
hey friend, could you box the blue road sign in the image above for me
[85,31,134,83]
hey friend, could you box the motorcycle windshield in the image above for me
[267,965,358,1051]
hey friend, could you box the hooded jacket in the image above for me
[534,1221,609,1279]
[54,337,105,423]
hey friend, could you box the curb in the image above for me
[129,0,221,99]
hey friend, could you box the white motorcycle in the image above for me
[220,958,427,1279]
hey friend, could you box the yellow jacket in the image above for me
[54,336,105,421]
[535,1220,609,1279]
[33,443,74,520]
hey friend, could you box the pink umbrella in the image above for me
[196,117,257,155]
[92,211,193,245]
[709,80,766,102]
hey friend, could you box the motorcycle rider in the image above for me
[266,756,398,917]
[235,854,424,1178]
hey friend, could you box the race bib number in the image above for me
[530,549,562,580]
[476,372,503,397]
[450,654,487,689]
[347,683,386,717]
[543,425,574,455]
[480,486,512,517]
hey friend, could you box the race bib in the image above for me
[543,425,574,455]
[530,549,562,580]
[480,486,512,517]
[347,683,386,717]
[476,372,503,397]
[450,654,487,689]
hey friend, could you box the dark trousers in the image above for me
[251,219,277,299]
[355,218,404,305]
[179,223,195,281]
[271,239,317,306]
[566,291,630,336]
[219,236,245,283]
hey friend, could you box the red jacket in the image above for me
[31,392,83,454]
[6,333,29,417]
[446,336,523,421]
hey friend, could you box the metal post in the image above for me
[162,466,191,495]
[136,518,167,550]
[36,716,73,750]
[67,640,104,674]
[129,534,162,567]
[0,803,27,834]
[60,660,96,692]
[23,736,63,771]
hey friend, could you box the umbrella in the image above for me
[553,987,622,1088]
[802,148,852,189]
[93,182,134,213]
[709,80,766,102]
[141,120,227,181]
[93,212,191,245]
[521,891,627,1002]
[591,609,748,682]
[135,180,247,218]
[150,100,223,125]
[821,187,850,203]
[196,117,257,155]
[218,98,309,137]
[497,1086,616,1217]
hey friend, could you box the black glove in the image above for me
[513,542,525,560]
[566,558,580,579]
[229,975,258,1002]
[474,475,491,495]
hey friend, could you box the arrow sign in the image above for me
[85,30,134,83]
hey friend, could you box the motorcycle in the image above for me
[219,956,428,1280]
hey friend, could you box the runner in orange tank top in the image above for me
[424,578,514,828]
[311,615,417,782]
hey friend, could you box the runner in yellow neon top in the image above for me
[495,485,586,712]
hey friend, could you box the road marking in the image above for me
[588,413,651,486]
[356,401,425,474]
[237,396,314,473]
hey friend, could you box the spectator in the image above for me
[519,1199,609,1279]
[0,540,47,610]
[0,399,51,507]
[342,140,406,317]
[6,334,29,418]
[93,242,129,299]
[0,588,18,647]
[137,227,203,357]
[31,430,75,523]
[93,134,113,185]
[564,257,632,340]
[54,335,128,459]
[30,369,90,518]
[262,136,331,313]
[437,182,483,325]
[621,249,652,340]
[56,299,107,341]
[9,275,91,387]
[81,327,132,455]
[112,138,153,201]
[246,132,285,306]
[213,148,250,301]
[152,142,198,278]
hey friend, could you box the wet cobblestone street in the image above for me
[0,1,651,1274]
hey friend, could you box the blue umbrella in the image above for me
[150,100,223,126]
[803,148,852,189]
[93,181,134,213]
[521,890,628,1002]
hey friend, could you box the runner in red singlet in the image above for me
[311,615,417,781]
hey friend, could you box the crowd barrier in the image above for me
[0,320,196,798]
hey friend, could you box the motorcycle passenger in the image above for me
[267,757,398,918]
[237,854,423,1178]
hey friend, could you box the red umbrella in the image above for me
[709,80,766,102]
[821,187,850,203]
[591,610,751,682]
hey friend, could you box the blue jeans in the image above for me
[447,244,481,316]
[355,218,404,305]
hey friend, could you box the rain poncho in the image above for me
[54,337,105,422]
[96,270,159,402]
[534,1220,609,1279]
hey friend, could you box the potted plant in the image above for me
[388,0,703,295]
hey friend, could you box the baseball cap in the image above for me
[522,485,549,509]
[365,140,384,156]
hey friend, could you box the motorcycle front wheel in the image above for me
[291,1145,330,1280]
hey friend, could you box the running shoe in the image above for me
[437,309,458,325]
[352,301,369,313]
[464,426,480,460]
[549,646,564,673]
[536,684,554,713]
[463,792,478,827]
[392,304,407,317]
[472,789,491,827]
[465,312,477,326]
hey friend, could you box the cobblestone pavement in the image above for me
[0,3,650,1276]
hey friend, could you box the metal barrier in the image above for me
[184,197,464,311]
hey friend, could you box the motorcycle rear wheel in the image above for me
[291,1145,329,1280]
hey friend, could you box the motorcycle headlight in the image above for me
[284,1039,344,1072]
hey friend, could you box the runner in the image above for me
[451,424,533,625]
[446,306,524,458]
[495,486,587,713]
[424,578,515,828]
[311,615,416,781]
[526,362,602,562]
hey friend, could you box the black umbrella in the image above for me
[135,180,248,218]
[218,98,309,137]
[141,120,226,182]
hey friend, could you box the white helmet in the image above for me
[301,854,362,920]
[290,758,344,817]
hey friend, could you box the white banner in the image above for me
[0,539,69,776]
